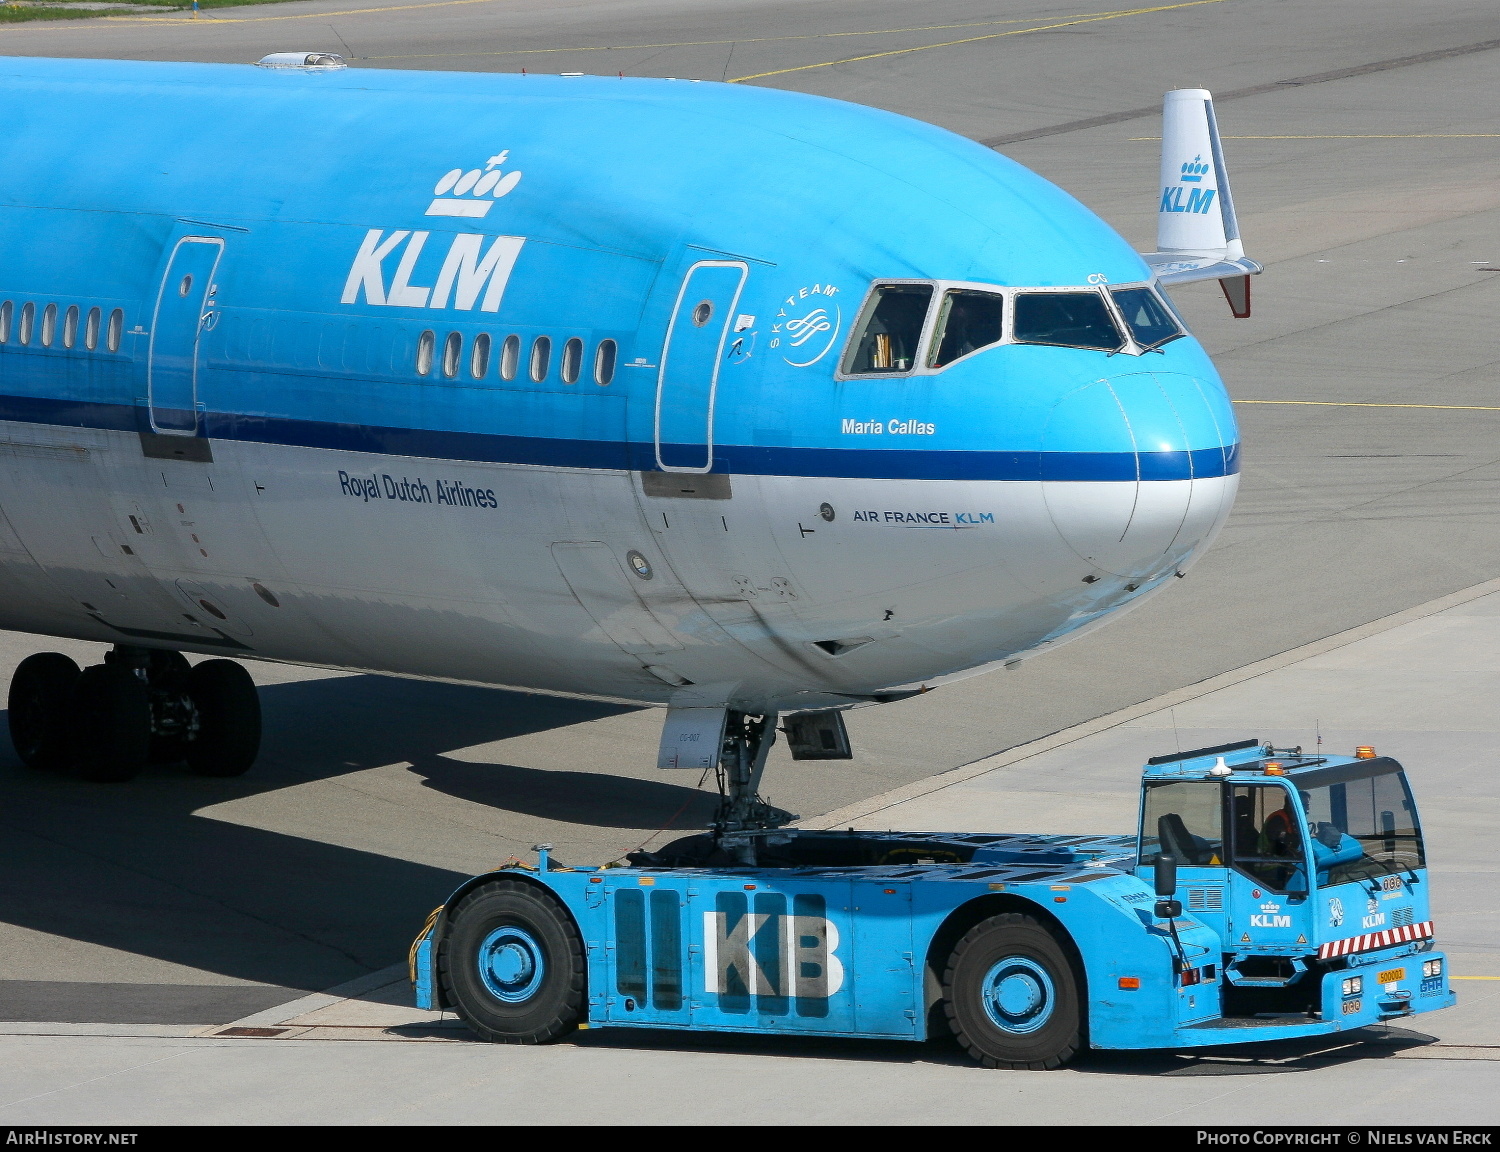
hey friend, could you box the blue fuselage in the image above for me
[0,58,1239,710]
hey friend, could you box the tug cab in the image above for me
[1137,740,1441,1023]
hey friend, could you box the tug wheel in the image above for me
[943,912,1083,1069]
[8,653,80,769]
[440,879,584,1044]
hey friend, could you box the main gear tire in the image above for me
[439,879,584,1044]
[8,652,80,770]
[69,663,152,783]
[185,659,261,777]
[943,912,1084,1070]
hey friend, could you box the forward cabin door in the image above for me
[654,260,746,473]
[148,236,223,434]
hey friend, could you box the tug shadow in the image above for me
[467,1023,1439,1075]
[0,672,701,1003]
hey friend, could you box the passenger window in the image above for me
[40,303,57,347]
[560,337,582,384]
[1140,781,1224,866]
[0,301,10,343]
[928,289,1005,368]
[106,309,123,352]
[594,338,616,385]
[441,331,462,378]
[63,305,79,349]
[842,284,933,374]
[530,335,551,382]
[19,302,34,345]
[1013,291,1122,352]
[499,334,520,381]
[84,307,100,351]
[470,332,491,379]
[1230,783,1306,893]
[1110,287,1182,349]
[415,330,435,375]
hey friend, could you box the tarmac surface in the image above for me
[0,0,1498,1124]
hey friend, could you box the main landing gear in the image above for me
[8,645,261,782]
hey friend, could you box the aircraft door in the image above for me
[149,236,224,434]
[654,261,747,473]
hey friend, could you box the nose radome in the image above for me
[1042,372,1234,579]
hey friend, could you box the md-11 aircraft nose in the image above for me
[1041,371,1238,580]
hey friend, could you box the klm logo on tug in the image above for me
[1160,154,1218,215]
[341,150,527,311]
[1251,901,1290,929]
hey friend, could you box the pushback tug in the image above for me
[414,739,1451,1068]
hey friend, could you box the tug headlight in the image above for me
[1342,976,1363,997]
[1422,959,1443,978]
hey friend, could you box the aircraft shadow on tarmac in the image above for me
[0,674,712,1008]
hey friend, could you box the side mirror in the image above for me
[1154,853,1178,897]
[1153,854,1181,919]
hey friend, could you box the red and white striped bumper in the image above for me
[1318,920,1434,960]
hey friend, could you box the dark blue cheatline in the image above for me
[0,392,1239,483]
[476,925,546,1003]
[981,956,1056,1035]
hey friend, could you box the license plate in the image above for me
[1377,967,1406,985]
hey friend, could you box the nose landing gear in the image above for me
[7,646,261,782]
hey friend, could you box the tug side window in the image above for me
[843,284,933,374]
[1013,291,1122,352]
[928,289,1005,368]
[1230,783,1305,892]
[1140,781,1223,866]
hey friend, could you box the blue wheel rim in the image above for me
[476,925,546,1003]
[980,956,1056,1035]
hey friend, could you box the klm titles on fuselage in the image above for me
[338,470,498,509]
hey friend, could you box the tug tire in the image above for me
[8,652,80,769]
[943,912,1084,1070]
[68,663,152,783]
[185,659,261,777]
[440,879,584,1044]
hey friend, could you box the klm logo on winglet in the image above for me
[1179,155,1211,183]
[1160,154,1217,215]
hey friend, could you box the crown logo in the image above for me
[426,151,523,218]
[1179,155,1211,184]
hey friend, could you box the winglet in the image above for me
[1140,88,1262,315]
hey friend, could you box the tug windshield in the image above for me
[1299,764,1425,885]
[1012,291,1123,352]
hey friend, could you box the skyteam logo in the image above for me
[427,150,524,218]
[1160,154,1218,216]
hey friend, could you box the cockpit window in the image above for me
[927,289,1004,368]
[843,284,933,374]
[1111,287,1183,349]
[1013,291,1122,352]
